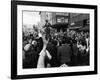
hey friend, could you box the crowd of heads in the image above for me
[23,25,90,52]
[22,24,90,68]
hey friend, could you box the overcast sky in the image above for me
[23,11,41,26]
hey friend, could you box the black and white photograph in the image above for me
[22,11,90,69]
[11,1,97,79]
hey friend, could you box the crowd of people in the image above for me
[22,21,90,69]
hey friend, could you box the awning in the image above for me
[68,27,81,30]
[79,26,89,31]
[51,23,68,29]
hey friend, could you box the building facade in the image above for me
[40,12,70,27]
[70,13,90,27]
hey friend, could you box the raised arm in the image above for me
[37,44,47,68]
[37,32,49,68]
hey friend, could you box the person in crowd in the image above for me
[43,20,51,40]
[35,35,43,54]
[46,39,58,67]
[77,39,88,65]
[37,32,52,68]
[72,40,79,66]
[57,37,72,67]
[23,39,39,68]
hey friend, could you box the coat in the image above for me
[57,44,72,66]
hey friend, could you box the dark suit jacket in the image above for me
[57,44,72,65]
[23,46,39,68]
[72,44,78,56]
[46,43,58,67]
[71,44,79,65]
[23,37,43,69]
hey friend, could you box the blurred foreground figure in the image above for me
[57,37,72,67]
[23,40,39,68]
[23,31,43,68]
[37,31,52,68]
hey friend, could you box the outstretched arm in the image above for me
[37,32,49,68]
[37,45,47,68]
